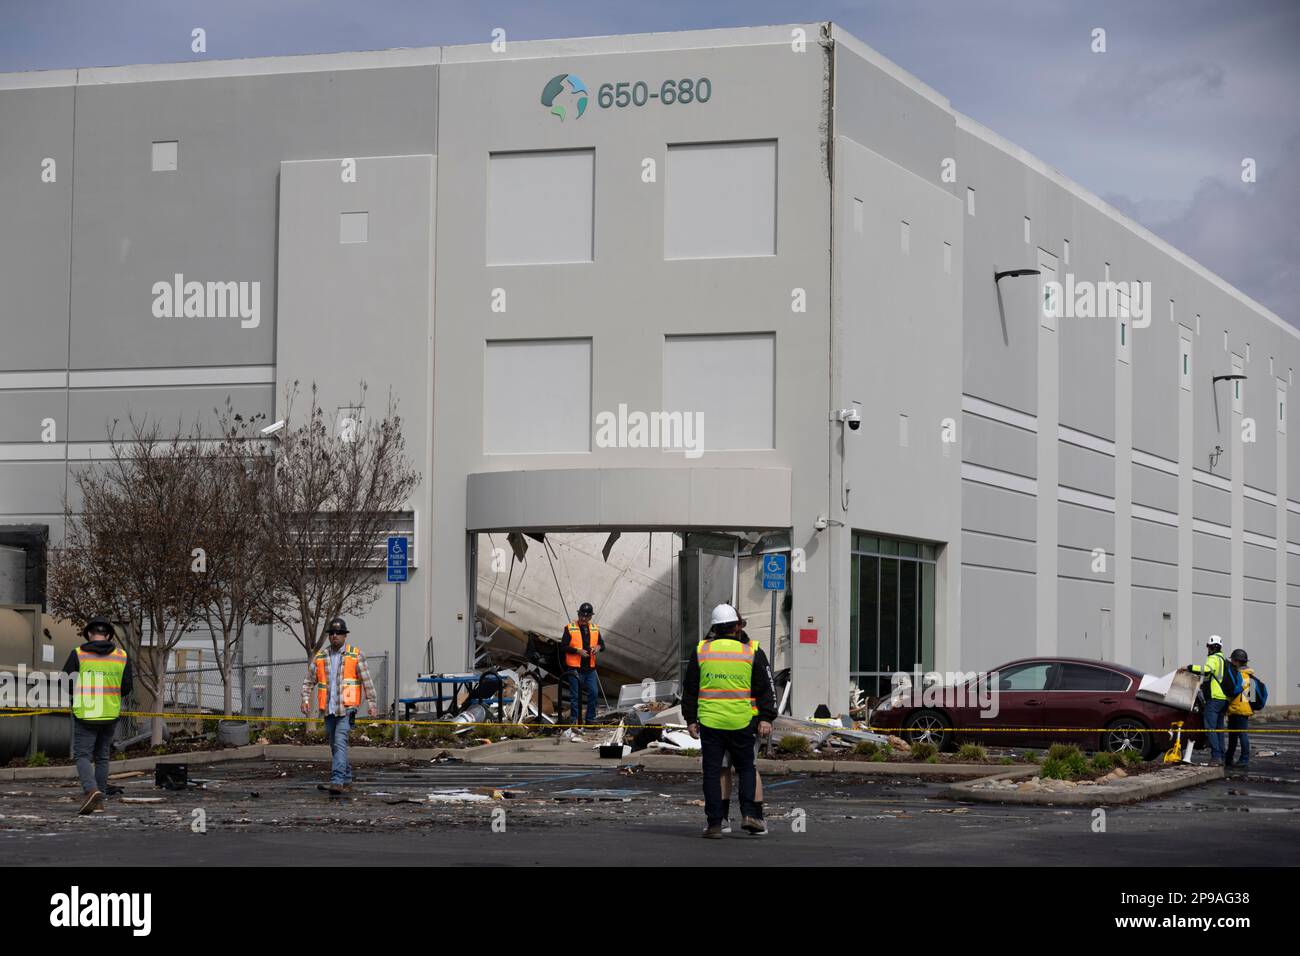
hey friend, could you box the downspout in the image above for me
[821,22,841,711]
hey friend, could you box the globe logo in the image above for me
[541,73,589,121]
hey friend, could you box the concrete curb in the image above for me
[941,765,1223,805]
[625,753,1042,778]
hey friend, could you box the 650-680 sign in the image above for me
[597,77,713,109]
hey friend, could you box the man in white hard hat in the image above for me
[683,603,777,839]
[1183,635,1229,765]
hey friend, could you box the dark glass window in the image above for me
[1056,663,1131,692]
[859,555,879,675]
[997,663,1053,691]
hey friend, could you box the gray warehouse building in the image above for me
[1,22,1296,714]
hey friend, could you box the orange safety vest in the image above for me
[314,645,363,711]
[564,622,601,669]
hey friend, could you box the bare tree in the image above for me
[255,382,420,664]
[48,418,214,745]
[194,401,274,716]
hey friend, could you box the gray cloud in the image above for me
[1078,60,1226,115]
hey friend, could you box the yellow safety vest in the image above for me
[696,638,754,731]
[73,647,127,722]
[1192,652,1228,700]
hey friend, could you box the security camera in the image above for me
[838,408,861,431]
[261,420,286,437]
[814,514,829,531]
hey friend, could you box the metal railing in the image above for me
[160,654,389,720]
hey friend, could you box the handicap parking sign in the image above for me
[387,536,408,583]
[762,553,786,590]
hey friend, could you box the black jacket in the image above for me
[62,639,134,709]
[682,630,777,726]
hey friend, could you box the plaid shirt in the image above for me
[302,645,378,716]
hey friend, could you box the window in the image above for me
[339,211,368,244]
[1117,283,1131,364]
[1038,248,1059,332]
[1279,384,1287,435]
[1179,331,1193,391]
[850,534,937,697]
[1246,342,1252,363]
[943,241,952,274]
[852,197,864,234]
[900,220,910,254]
[1169,299,1175,323]
[966,187,975,216]
[665,140,776,259]
[663,333,775,450]
[151,141,178,172]
[487,149,594,265]
[1023,216,1031,244]
[1231,354,1244,414]
[1063,238,1070,265]
[1104,261,1111,282]
[484,338,592,453]
[1056,663,1131,692]
[997,663,1052,692]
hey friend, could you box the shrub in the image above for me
[869,744,893,762]
[910,741,938,761]
[1024,749,1040,764]
[957,743,987,762]
[776,734,811,756]
[853,741,879,757]
[1041,749,1090,780]
[999,756,1015,765]
[494,724,532,740]
[1090,752,1118,773]
[926,754,940,764]
[1046,742,1082,762]
[25,752,49,767]
[1119,747,1144,766]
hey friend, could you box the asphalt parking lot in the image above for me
[3,722,1296,866]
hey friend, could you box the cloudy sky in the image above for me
[3,0,1296,324]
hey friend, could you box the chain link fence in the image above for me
[156,654,390,722]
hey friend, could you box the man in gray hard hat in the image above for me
[560,602,604,725]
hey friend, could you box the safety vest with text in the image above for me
[314,645,363,711]
[73,647,127,722]
[564,623,600,669]
[696,637,754,731]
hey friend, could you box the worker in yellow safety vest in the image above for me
[718,615,774,833]
[301,618,378,795]
[61,616,133,815]
[1183,635,1229,765]
[685,603,777,839]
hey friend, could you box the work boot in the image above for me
[741,815,767,836]
[104,784,125,796]
[78,790,104,815]
[328,784,346,796]
[702,823,724,839]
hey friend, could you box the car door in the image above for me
[978,661,1055,748]
[1046,663,1133,749]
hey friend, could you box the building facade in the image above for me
[1,23,1295,712]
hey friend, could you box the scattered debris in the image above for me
[120,797,165,804]
[552,789,649,801]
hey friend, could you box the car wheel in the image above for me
[1103,718,1154,760]
[903,709,952,751]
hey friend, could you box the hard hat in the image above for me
[710,604,740,626]
[578,602,594,617]
[326,617,349,634]
[1229,648,1248,664]
[83,616,114,638]
[1206,635,1223,648]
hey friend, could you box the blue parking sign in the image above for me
[387,536,408,583]
[762,553,786,590]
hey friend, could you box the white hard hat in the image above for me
[710,603,740,626]
[1206,635,1223,648]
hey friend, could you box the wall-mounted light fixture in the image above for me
[993,268,1041,284]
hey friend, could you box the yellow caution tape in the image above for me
[0,707,1296,734]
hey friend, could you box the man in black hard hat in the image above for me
[61,616,132,814]
[559,602,604,725]
[1224,648,1255,772]
[300,618,378,795]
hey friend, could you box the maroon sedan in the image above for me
[869,657,1201,759]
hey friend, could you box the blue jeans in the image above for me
[1225,714,1250,766]
[1203,698,1227,761]
[701,725,758,826]
[324,712,355,784]
[567,669,598,724]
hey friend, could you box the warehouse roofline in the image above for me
[0,20,1290,339]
